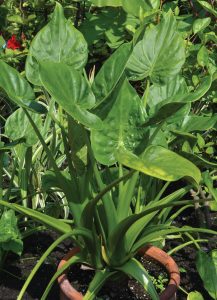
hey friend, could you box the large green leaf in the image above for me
[196,250,217,299]
[116,146,201,184]
[122,0,160,16]
[91,78,146,165]
[5,108,42,147]
[127,12,185,84]
[39,61,102,129]
[25,3,88,85]
[116,258,159,300]
[0,61,45,113]
[93,42,132,106]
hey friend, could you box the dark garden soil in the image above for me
[0,208,216,300]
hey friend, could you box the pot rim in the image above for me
[58,245,180,300]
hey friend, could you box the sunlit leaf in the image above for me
[127,12,185,84]
[25,3,88,85]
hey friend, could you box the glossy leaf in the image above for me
[116,258,159,300]
[25,3,88,85]
[127,12,185,84]
[93,42,132,106]
[91,78,146,165]
[116,146,201,184]
[193,17,211,34]
[196,250,217,299]
[0,61,45,113]
[122,0,160,17]
[39,61,102,129]
[5,108,42,147]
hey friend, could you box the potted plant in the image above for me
[0,3,216,300]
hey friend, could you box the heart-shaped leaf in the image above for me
[39,61,102,129]
[127,12,185,84]
[91,78,147,165]
[5,108,43,147]
[25,3,88,85]
[0,61,46,113]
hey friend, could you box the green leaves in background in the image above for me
[0,61,45,113]
[127,12,185,84]
[90,0,122,6]
[181,115,217,132]
[39,61,101,129]
[122,0,160,17]
[197,46,209,67]
[196,250,217,299]
[93,42,132,106]
[197,0,217,17]
[193,17,211,35]
[5,108,42,147]
[25,3,88,86]
[0,210,23,257]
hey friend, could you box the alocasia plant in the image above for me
[0,3,216,300]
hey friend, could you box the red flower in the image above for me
[7,35,21,50]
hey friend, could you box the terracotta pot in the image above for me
[58,245,180,300]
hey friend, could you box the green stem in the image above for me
[142,79,150,108]
[185,232,201,250]
[167,239,207,255]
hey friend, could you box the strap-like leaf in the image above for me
[116,258,159,300]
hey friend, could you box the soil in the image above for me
[0,208,216,300]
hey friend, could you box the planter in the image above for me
[58,246,180,300]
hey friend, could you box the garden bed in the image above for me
[0,226,215,300]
